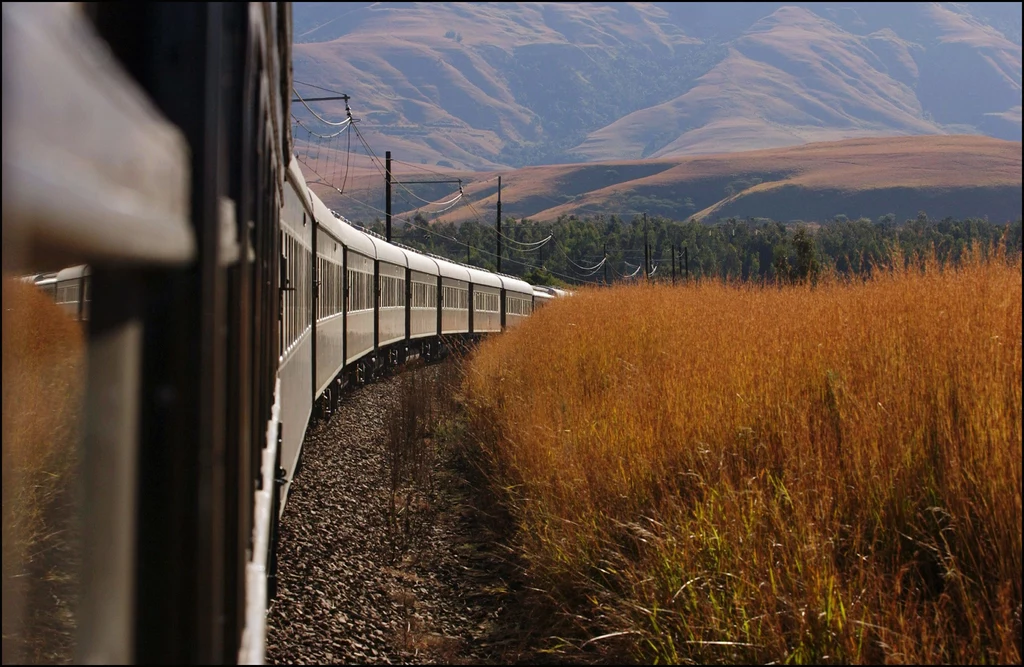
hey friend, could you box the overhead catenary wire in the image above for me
[293,87,352,127]
[343,128,542,251]
[566,256,607,278]
[292,86,651,281]
[297,141,640,283]
[348,122,467,211]
[293,115,351,139]
[553,238,607,273]
[297,158,600,286]
[494,230,552,250]
[293,103,605,285]
[294,79,347,96]
[621,262,643,279]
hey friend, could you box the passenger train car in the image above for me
[273,157,539,511]
[3,3,554,665]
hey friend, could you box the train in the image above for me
[22,265,92,320]
[2,3,558,664]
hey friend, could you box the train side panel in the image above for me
[441,277,469,334]
[278,179,313,494]
[315,226,345,396]
[409,269,438,339]
[346,249,375,365]
[378,260,406,348]
[473,286,502,332]
[501,275,535,330]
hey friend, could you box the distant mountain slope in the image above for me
[293,2,1022,170]
[312,136,1021,226]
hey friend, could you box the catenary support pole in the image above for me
[385,150,392,242]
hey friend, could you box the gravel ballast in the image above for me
[264,360,549,665]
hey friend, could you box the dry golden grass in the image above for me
[2,276,85,664]
[465,245,1022,663]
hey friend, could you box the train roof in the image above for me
[465,266,502,289]
[56,264,89,281]
[363,233,407,268]
[286,158,314,214]
[310,190,376,257]
[498,274,533,295]
[397,245,439,276]
[533,287,554,298]
[430,255,472,282]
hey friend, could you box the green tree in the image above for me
[792,228,820,283]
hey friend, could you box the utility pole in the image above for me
[385,150,392,242]
[672,245,676,285]
[496,176,502,273]
[643,213,649,280]
[684,245,689,281]
[603,242,608,285]
[466,241,470,265]
[386,158,461,245]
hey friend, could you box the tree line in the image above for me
[362,211,1023,287]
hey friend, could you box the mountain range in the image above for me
[292,2,1022,170]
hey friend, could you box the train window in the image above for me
[506,294,531,316]
[302,245,308,336]
[288,236,295,346]
[412,280,432,308]
[346,269,373,312]
[379,274,406,309]
[282,235,289,348]
[442,285,468,311]
[474,291,499,313]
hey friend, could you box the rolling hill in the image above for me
[306,135,1022,225]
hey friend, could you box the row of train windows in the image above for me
[317,258,343,321]
[347,269,374,312]
[474,291,500,313]
[56,283,79,305]
[506,296,532,316]
[411,280,437,309]
[283,232,311,350]
[380,274,406,309]
[442,285,468,310]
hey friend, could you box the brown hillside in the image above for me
[315,135,1020,225]
[293,3,1022,170]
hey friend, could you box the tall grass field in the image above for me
[2,277,84,664]
[466,247,1022,664]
